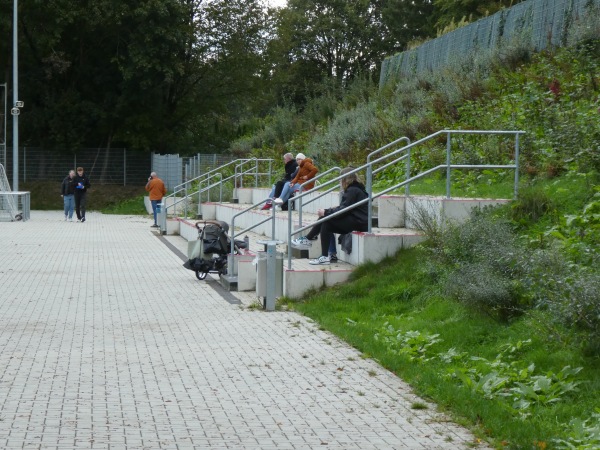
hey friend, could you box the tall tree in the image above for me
[433,0,526,31]
[272,0,396,88]
[0,0,273,153]
[381,0,436,50]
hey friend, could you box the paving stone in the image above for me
[0,212,492,449]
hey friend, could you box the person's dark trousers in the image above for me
[74,191,87,220]
[306,216,368,256]
[273,180,285,198]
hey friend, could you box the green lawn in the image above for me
[284,246,600,449]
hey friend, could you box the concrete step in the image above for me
[166,189,510,299]
[169,205,425,299]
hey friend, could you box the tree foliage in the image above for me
[1,0,271,152]
[0,0,529,154]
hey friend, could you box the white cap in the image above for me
[296,153,306,160]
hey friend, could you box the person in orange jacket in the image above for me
[273,153,318,206]
[145,171,167,227]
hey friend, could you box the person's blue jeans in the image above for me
[278,182,301,203]
[63,194,74,219]
[328,235,337,255]
[151,199,162,225]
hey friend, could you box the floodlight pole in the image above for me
[12,0,19,191]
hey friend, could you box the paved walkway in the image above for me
[0,212,489,449]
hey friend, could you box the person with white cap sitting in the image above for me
[273,153,318,207]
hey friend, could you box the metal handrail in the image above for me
[172,158,251,193]
[294,166,342,226]
[230,199,278,254]
[224,164,344,270]
[286,129,525,268]
[163,160,246,218]
[164,157,274,219]
[233,158,273,200]
[366,136,411,229]
[291,142,413,234]
[228,199,279,277]
[164,173,223,221]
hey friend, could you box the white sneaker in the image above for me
[291,237,312,249]
[64,216,68,221]
[273,198,284,205]
[309,255,330,265]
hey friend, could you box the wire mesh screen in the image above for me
[1,83,6,168]
[151,153,236,191]
[380,0,600,86]
[4,147,151,186]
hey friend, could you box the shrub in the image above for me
[444,262,524,321]
[511,184,553,225]
[417,208,531,319]
[535,268,600,349]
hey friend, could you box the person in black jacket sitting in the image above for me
[291,167,369,265]
[261,153,298,210]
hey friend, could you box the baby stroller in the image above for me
[183,220,247,280]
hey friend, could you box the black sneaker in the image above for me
[81,217,86,223]
[329,254,338,263]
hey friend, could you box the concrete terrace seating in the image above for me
[165,186,510,299]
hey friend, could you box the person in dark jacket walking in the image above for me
[291,167,369,265]
[61,169,76,221]
[73,167,91,222]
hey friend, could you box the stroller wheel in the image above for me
[195,270,208,280]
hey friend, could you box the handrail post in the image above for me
[233,165,238,202]
[198,180,203,219]
[184,185,188,219]
[367,164,373,233]
[405,146,411,196]
[271,205,276,239]
[514,132,520,200]
[446,132,452,199]
[297,186,303,226]
[268,159,273,187]
[365,136,411,233]
[219,175,223,203]
[230,216,237,277]
[255,159,258,187]
[287,208,293,269]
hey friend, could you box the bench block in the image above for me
[283,268,323,299]
[377,196,406,228]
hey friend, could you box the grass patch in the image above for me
[289,246,600,448]
[378,172,517,199]
[22,181,148,214]
[101,195,148,214]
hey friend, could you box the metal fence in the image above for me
[380,0,600,86]
[3,147,151,186]
[1,83,6,170]
[151,153,236,191]
[1,148,238,190]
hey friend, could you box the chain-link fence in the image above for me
[151,153,237,191]
[380,0,600,86]
[4,147,151,186]
[1,83,6,170]
[2,148,241,190]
